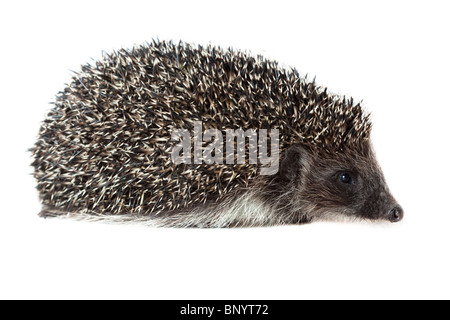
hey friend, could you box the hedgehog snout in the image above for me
[387,205,404,223]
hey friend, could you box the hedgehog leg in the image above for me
[38,205,68,218]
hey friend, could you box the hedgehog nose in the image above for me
[388,206,403,223]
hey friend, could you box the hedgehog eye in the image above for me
[339,173,353,184]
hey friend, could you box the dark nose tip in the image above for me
[388,206,404,223]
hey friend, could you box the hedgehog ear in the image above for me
[279,144,310,182]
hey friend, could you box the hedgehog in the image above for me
[31,40,403,227]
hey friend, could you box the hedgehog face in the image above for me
[280,143,403,223]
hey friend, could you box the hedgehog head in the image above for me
[277,116,403,223]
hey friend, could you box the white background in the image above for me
[1,0,449,299]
